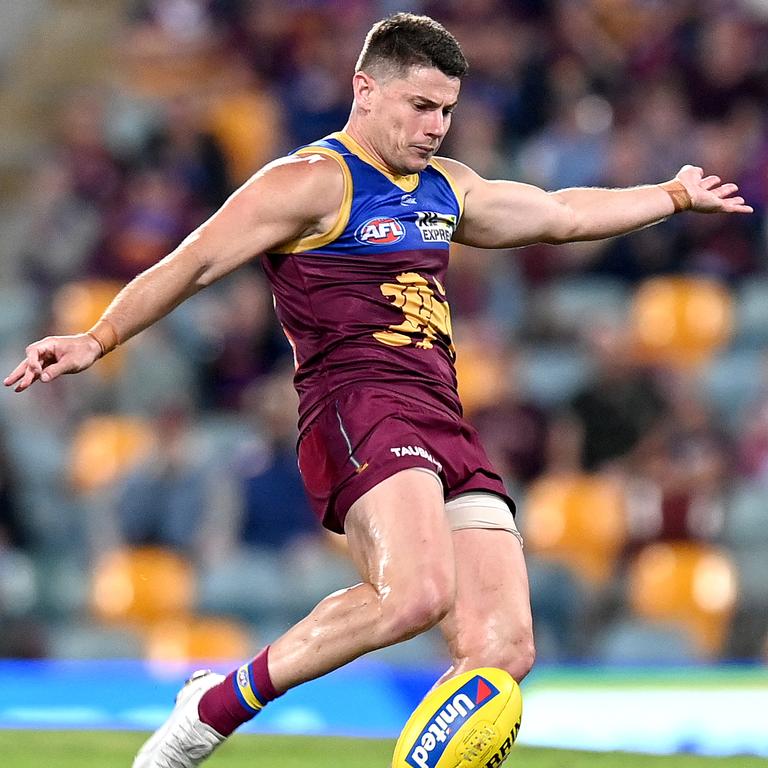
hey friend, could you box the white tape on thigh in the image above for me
[445,492,523,545]
[410,466,444,491]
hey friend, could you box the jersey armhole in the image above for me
[429,158,465,220]
[272,147,353,254]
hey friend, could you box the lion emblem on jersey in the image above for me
[373,272,455,356]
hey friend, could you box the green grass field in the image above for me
[0,732,765,768]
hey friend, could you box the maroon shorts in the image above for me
[297,386,514,534]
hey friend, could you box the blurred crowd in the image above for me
[0,0,767,666]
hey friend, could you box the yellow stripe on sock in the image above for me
[236,665,264,712]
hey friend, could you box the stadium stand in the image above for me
[0,0,766,666]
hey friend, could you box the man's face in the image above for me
[362,65,461,174]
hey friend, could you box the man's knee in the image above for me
[500,635,536,682]
[458,629,536,683]
[381,575,454,643]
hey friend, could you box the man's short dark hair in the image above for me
[356,13,468,80]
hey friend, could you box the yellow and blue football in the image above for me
[391,667,522,768]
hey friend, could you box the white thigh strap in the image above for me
[445,492,523,545]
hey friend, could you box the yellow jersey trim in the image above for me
[273,146,353,254]
[429,158,465,219]
[332,131,420,193]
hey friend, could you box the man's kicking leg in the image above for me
[437,500,535,685]
[133,468,455,767]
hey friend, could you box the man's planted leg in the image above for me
[132,469,455,767]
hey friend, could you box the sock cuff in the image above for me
[232,665,265,714]
[232,646,282,713]
[257,645,282,701]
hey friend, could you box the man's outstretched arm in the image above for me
[3,154,344,392]
[446,161,753,249]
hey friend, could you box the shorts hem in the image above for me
[332,460,443,533]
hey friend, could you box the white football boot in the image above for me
[132,669,228,768]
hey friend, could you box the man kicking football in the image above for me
[4,12,751,768]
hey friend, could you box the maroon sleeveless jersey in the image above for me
[262,132,464,430]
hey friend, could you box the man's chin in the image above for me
[400,156,431,174]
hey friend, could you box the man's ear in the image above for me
[352,70,377,112]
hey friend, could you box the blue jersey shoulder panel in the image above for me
[295,135,461,256]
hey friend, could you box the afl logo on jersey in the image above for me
[355,217,406,245]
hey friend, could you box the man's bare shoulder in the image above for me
[432,156,480,191]
[244,151,346,215]
[260,151,347,178]
[211,151,348,248]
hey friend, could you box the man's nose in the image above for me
[425,110,447,138]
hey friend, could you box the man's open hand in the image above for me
[676,164,753,214]
[3,334,102,392]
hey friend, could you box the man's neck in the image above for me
[342,118,399,177]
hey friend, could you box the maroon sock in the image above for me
[198,646,282,736]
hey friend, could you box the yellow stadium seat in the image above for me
[523,473,627,585]
[208,88,283,186]
[627,542,738,657]
[454,342,506,416]
[91,547,196,626]
[145,617,251,663]
[630,276,733,366]
[69,415,156,493]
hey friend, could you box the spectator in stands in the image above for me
[18,158,103,289]
[0,430,26,552]
[92,169,192,281]
[0,430,45,656]
[234,367,321,551]
[470,344,549,494]
[144,94,231,211]
[112,404,237,560]
[55,90,124,208]
[736,364,768,485]
[199,268,291,410]
[569,321,667,472]
[626,373,731,550]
